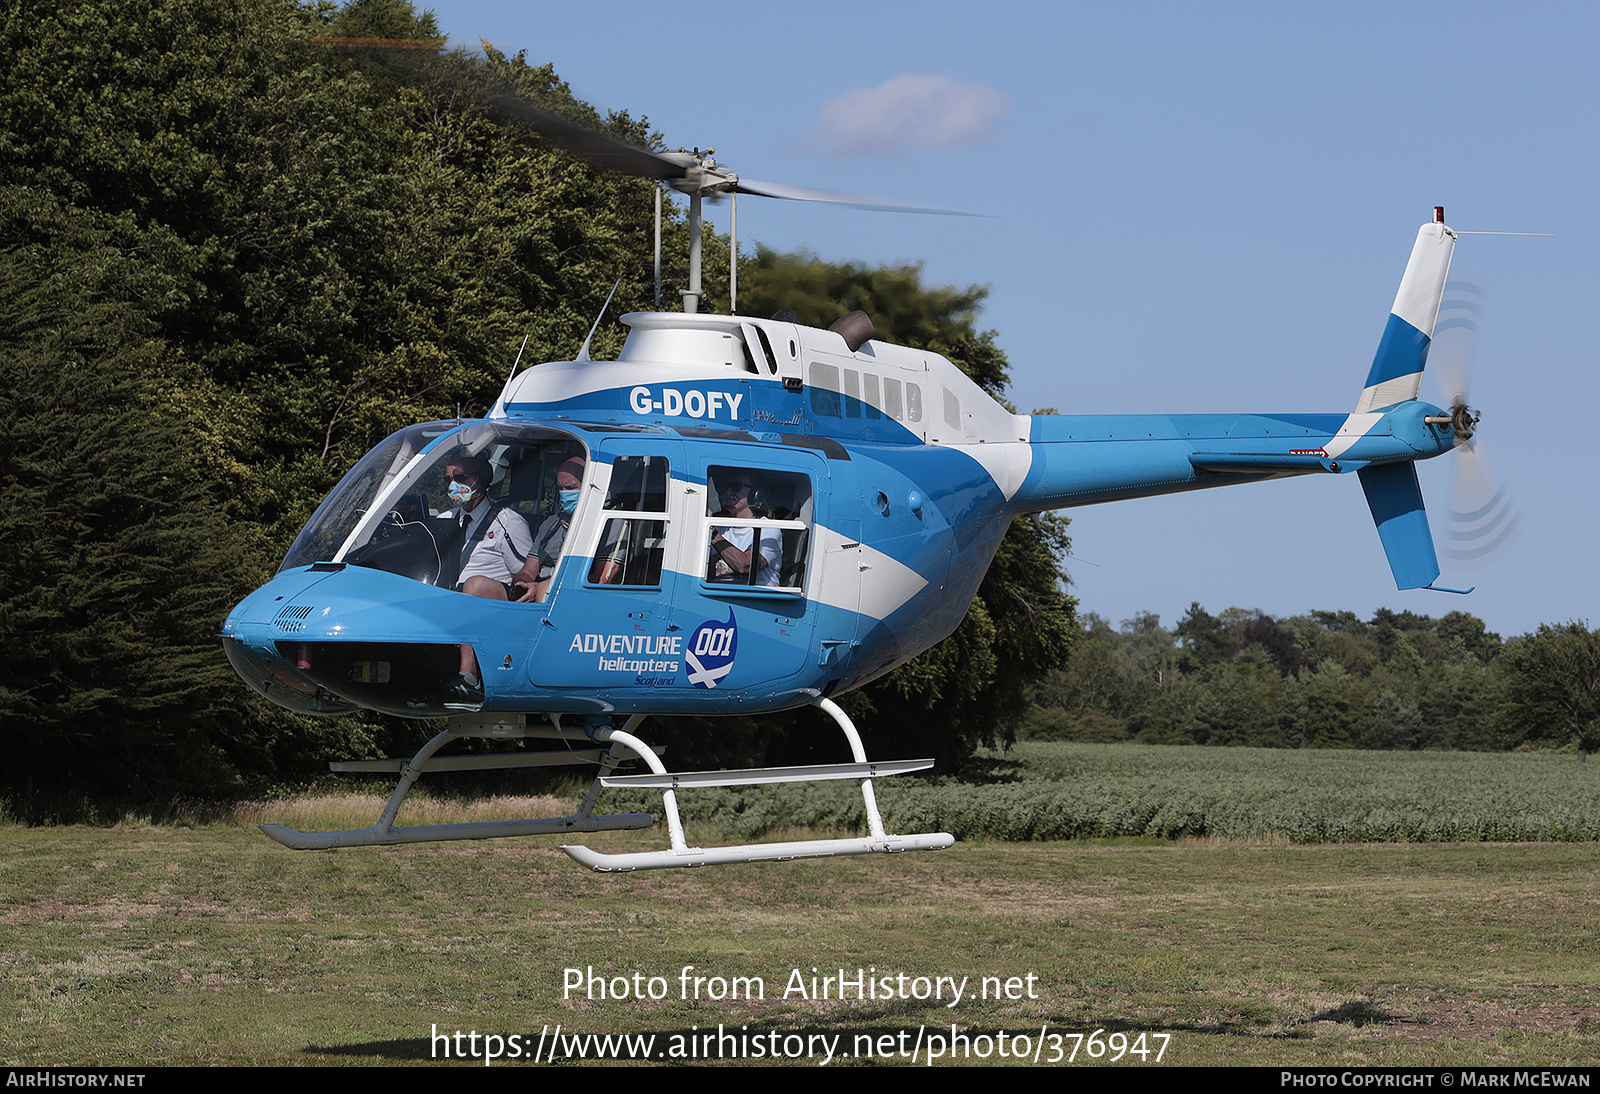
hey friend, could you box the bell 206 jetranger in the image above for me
[222,210,1475,870]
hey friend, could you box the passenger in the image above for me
[708,471,781,586]
[529,455,586,603]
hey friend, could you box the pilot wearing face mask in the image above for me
[440,449,541,708]
[442,450,538,602]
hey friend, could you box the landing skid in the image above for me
[258,713,656,850]
[257,700,953,870]
[563,834,954,872]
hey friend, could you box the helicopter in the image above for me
[220,193,1477,871]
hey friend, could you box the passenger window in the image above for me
[602,455,668,512]
[590,519,667,586]
[705,466,812,593]
[810,362,841,417]
[844,369,862,418]
[591,455,670,587]
[884,377,904,420]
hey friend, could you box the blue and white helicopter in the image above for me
[221,200,1476,871]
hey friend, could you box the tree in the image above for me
[740,247,1011,389]
[1,0,679,544]
[327,0,440,40]
[1497,622,1600,761]
[0,220,268,796]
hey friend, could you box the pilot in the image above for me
[443,450,538,601]
[708,470,781,586]
[441,450,538,706]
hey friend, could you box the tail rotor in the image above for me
[1429,277,1520,569]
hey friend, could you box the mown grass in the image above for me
[2,744,1598,1067]
[3,828,1597,1067]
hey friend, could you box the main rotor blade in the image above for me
[732,177,978,216]
[482,87,981,214]
[487,95,693,180]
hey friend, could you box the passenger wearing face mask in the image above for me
[529,455,588,603]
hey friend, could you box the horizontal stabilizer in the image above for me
[1357,462,1440,590]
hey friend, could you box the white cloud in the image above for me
[812,73,1008,158]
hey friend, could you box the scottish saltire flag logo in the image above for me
[686,609,738,689]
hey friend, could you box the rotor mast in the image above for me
[666,148,737,315]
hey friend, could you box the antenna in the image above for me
[576,280,622,362]
[487,330,533,419]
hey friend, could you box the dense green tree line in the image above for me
[1,0,1073,797]
[1024,606,1599,760]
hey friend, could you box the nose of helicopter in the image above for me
[220,563,504,717]
[221,564,364,715]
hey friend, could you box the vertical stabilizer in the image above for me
[1356,217,1456,412]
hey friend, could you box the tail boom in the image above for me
[995,214,1472,595]
[1012,406,1452,514]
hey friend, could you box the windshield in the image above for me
[278,421,587,588]
[279,421,459,573]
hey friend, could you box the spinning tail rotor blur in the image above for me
[1429,277,1521,569]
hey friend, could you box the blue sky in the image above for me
[424,0,1596,639]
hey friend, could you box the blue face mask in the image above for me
[448,480,476,506]
[559,489,579,514]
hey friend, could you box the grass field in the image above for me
[3,744,1598,1068]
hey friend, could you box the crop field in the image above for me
[601,742,1600,844]
[3,744,1597,1068]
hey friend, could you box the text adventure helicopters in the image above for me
[220,126,1484,869]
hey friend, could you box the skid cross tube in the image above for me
[559,697,954,871]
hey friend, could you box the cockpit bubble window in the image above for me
[282,421,589,590]
[279,420,458,573]
[704,465,812,593]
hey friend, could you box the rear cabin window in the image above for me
[809,362,841,417]
[704,465,811,593]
